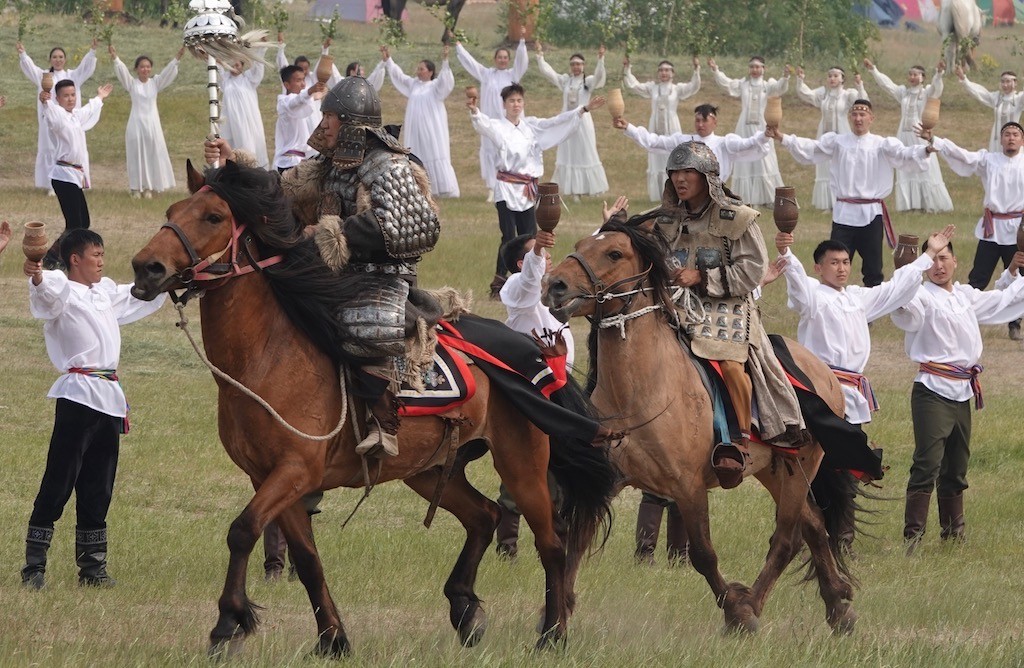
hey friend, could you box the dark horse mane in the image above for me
[202,161,378,367]
[584,210,679,396]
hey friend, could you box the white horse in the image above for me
[938,0,983,68]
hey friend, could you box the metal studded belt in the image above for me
[347,262,417,276]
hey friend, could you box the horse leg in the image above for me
[798,499,858,634]
[274,501,351,656]
[209,465,319,658]
[404,464,497,648]
[745,457,821,628]
[490,435,569,650]
[563,479,625,620]
[673,484,752,632]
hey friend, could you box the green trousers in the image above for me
[908,383,972,497]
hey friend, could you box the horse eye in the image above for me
[608,250,623,261]
[206,214,222,224]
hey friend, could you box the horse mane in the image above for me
[584,210,679,396]
[202,162,378,367]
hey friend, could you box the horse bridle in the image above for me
[160,184,284,305]
[564,250,655,322]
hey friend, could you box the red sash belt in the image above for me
[496,170,539,201]
[981,207,1024,239]
[919,361,984,410]
[836,197,895,249]
[68,367,130,432]
[828,365,879,412]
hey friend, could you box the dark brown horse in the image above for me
[129,160,615,656]
[544,216,860,635]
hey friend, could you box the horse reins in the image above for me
[565,251,655,320]
[161,184,285,305]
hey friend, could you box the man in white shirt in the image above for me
[273,66,325,173]
[955,66,1024,153]
[20,229,167,590]
[469,82,602,298]
[456,28,529,200]
[892,241,1024,552]
[492,229,572,560]
[767,99,931,287]
[767,226,953,553]
[923,121,1024,340]
[39,79,112,268]
[615,103,771,186]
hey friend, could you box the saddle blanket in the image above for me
[397,315,568,418]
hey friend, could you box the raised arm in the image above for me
[588,54,607,90]
[511,38,528,81]
[455,42,487,82]
[434,59,455,99]
[795,79,822,107]
[384,58,415,97]
[624,123,694,153]
[868,66,901,102]
[112,55,133,91]
[931,136,986,177]
[621,65,652,98]
[19,48,43,86]
[154,56,180,92]
[712,67,742,97]
[960,76,998,108]
[674,67,701,99]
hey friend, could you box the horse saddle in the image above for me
[397,338,476,417]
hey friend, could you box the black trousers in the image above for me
[52,179,91,232]
[968,239,1016,289]
[28,398,120,531]
[495,201,536,276]
[831,216,884,287]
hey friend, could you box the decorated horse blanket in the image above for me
[398,315,600,442]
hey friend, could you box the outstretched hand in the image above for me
[0,220,11,255]
[924,225,956,256]
[775,231,794,254]
[204,136,234,165]
[761,255,788,287]
[612,116,628,130]
[602,195,629,223]
[587,95,606,111]
[97,83,113,100]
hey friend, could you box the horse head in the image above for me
[131,160,296,302]
[543,213,674,321]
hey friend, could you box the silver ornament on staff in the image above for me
[182,0,268,167]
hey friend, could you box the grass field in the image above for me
[1,3,1024,666]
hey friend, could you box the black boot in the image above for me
[495,506,520,560]
[938,493,966,542]
[355,390,400,457]
[21,525,52,590]
[903,491,931,556]
[634,497,664,566]
[77,527,116,588]
[665,503,689,568]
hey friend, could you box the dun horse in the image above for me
[544,216,861,634]
[129,160,615,656]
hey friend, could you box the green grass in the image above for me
[2,6,1024,667]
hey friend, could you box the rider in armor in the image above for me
[658,141,808,488]
[205,76,441,458]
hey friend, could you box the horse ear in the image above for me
[186,159,205,194]
[638,218,657,233]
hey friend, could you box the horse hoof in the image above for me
[310,631,352,658]
[208,632,246,661]
[829,600,857,636]
[457,607,487,647]
[534,628,567,651]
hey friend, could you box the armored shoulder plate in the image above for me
[358,151,440,259]
[710,204,759,240]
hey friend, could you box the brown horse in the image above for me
[544,215,860,634]
[129,160,616,656]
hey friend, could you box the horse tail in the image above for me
[546,375,618,557]
[805,466,865,586]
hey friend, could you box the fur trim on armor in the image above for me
[424,287,473,321]
[280,158,328,228]
[402,317,436,392]
[315,215,350,271]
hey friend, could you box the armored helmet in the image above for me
[307,76,406,168]
[663,141,739,207]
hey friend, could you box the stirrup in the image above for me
[712,441,747,490]
[355,426,399,458]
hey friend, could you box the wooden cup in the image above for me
[22,221,48,262]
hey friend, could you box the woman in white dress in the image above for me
[863,58,953,213]
[955,66,1024,153]
[709,56,789,206]
[219,50,269,168]
[794,66,868,210]
[534,43,608,199]
[110,45,183,198]
[18,39,97,193]
[382,45,459,198]
[622,56,700,201]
